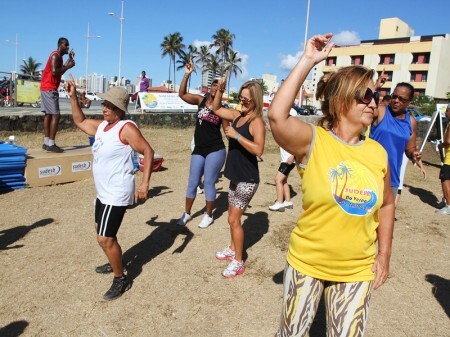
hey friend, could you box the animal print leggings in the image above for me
[228,181,259,210]
[276,263,374,337]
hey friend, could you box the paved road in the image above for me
[0,98,105,116]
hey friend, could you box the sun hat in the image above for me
[97,86,129,113]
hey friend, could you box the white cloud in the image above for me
[192,40,211,48]
[280,51,303,71]
[236,53,249,80]
[332,31,360,46]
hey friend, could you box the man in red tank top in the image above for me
[40,37,75,152]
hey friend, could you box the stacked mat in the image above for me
[0,142,27,192]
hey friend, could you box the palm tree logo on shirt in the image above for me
[328,161,378,216]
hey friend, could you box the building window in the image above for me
[379,54,395,65]
[412,52,430,64]
[351,55,364,65]
[414,89,426,96]
[410,71,428,82]
[377,71,393,81]
[326,57,336,66]
[379,89,391,96]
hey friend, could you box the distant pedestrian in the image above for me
[40,37,75,153]
[136,70,149,110]
[436,105,450,215]
[78,91,91,109]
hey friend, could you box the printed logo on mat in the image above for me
[72,161,92,172]
[39,165,62,178]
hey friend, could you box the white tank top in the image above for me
[92,120,136,206]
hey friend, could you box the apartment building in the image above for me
[311,17,450,106]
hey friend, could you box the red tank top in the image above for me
[40,50,62,91]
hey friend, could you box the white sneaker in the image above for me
[198,213,213,228]
[435,206,450,215]
[215,246,236,261]
[222,259,245,278]
[177,212,192,226]
[197,186,204,194]
[269,201,285,212]
[283,200,293,209]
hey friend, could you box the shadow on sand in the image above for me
[0,320,29,337]
[0,218,53,250]
[425,274,450,318]
[403,184,441,208]
[123,215,193,282]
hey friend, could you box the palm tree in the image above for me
[225,49,242,96]
[176,45,198,91]
[211,28,235,71]
[20,57,42,79]
[204,54,222,82]
[160,32,185,91]
[329,168,340,199]
[337,163,353,203]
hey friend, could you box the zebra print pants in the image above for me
[276,263,374,337]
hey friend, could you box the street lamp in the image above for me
[5,33,19,73]
[298,0,310,107]
[85,23,101,91]
[108,1,125,86]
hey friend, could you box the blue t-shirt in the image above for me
[369,106,412,187]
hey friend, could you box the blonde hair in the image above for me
[238,80,263,122]
[316,66,375,129]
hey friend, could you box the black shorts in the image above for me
[278,162,296,177]
[95,199,128,238]
[439,164,450,181]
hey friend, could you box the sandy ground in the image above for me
[0,126,449,337]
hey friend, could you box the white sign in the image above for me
[72,161,92,172]
[138,92,197,111]
[436,104,447,118]
[39,165,62,178]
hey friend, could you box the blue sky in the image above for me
[1,0,449,91]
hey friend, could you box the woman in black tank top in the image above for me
[211,72,266,278]
[177,62,229,229]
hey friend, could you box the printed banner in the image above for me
[16,79,41,104]
[138,92,197,111]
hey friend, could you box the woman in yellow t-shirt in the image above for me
[269,34,395,337]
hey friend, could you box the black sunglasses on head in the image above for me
[359,88,379,106]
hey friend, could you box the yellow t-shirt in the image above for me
[287,126,388,282]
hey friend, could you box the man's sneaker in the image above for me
[47,144,64,153]
[177,212,192,226]
[198,213,213,228]
[196,186,204,194]
[95,262,127,274]
[435,206,450,215]
[222,259,245,278]
[215,246,236,261]
[103,276,131,301]
[42,144,49,151]
[283,200,294,209]
[269,201,285,212]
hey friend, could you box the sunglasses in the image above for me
[359,88,379,106]
[239,95,252,104]
[391,94,410,104]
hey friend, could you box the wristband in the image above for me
[235,133,241,141]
